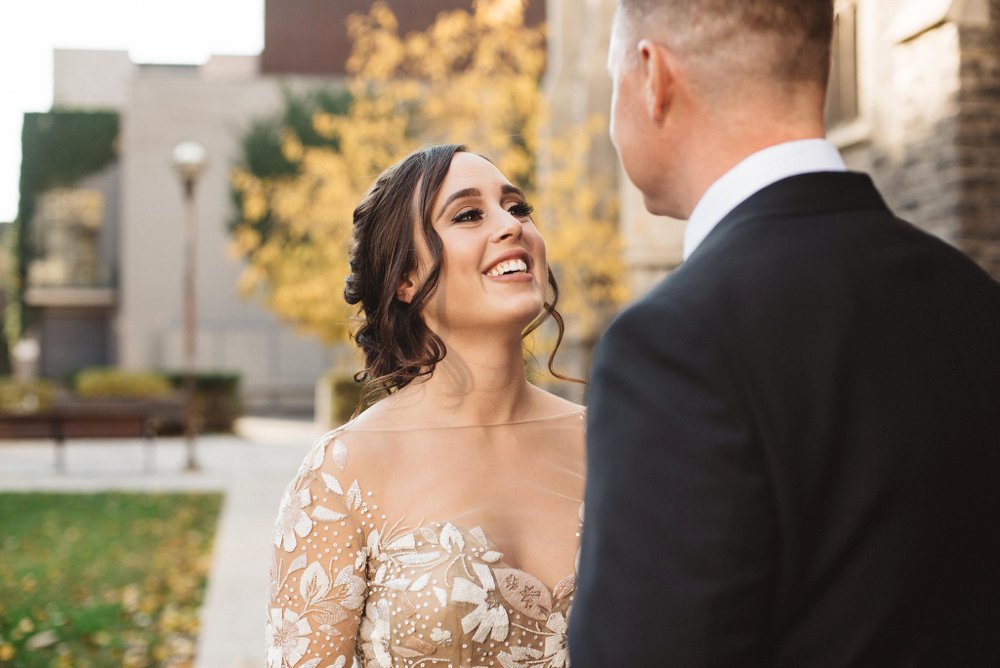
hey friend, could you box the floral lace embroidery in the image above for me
[267,419,583,668]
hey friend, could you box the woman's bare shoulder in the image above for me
[525,383,584,418]
[341,390,425,432]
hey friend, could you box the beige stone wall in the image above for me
[53,49,135,110]
[619,174,685,297]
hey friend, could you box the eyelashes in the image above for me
[452,207,485,223]
[508,202,534,218]
[451,201,535,223]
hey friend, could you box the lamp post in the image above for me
[171,140,207,472]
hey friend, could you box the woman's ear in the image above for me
[396,274,417,304]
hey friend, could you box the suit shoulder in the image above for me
[598,278,713,365]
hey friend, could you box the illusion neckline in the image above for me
[340,407,585,433]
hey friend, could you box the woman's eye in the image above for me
[452,208,484,223]
[507,202,534,218]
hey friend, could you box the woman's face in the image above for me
[404,152,548,336]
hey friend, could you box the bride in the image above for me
[267,144,586,668]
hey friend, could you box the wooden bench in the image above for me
[0,400,185,472]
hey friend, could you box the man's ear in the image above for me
[637,39,673,124]
[396,274,417,304]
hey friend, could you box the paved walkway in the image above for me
[0,416,327,668]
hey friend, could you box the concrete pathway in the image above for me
[0,416,327,668]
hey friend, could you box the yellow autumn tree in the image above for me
[230,0,625,372]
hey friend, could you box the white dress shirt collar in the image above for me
[683,139,847,260]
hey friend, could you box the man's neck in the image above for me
[660,86,827,219]
[679,122,827,219]
[681,138,847,259]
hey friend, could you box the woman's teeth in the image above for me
[486,259,528,277]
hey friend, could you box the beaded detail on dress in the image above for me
[267,410,585,668]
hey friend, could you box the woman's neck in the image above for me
[393,329,536,426]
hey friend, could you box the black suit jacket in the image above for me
[568,172,1000,666]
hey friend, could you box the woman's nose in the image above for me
[492,209,523,242]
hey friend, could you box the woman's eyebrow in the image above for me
[437,188,481,218]
[501,184,526,200]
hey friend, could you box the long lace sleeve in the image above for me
[267,430,369,668]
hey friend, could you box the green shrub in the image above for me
[333,376,363,424]
[163,371,242,432]
[74,368,172,400]
[162,371,241,394]
[0,377,55,414]
[319,373,381,426]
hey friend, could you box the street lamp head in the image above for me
[172,140,208,181]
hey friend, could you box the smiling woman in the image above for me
[344,145,571,404]
[267,144,587,668]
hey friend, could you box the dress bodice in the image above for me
[267,409,586,668]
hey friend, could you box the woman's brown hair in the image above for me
[344,144,572,408]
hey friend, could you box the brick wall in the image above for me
[869,20,965,247]
[852,0,1000,281]
[954,0,1000,278]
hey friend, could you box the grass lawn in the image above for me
[0,492,223,668]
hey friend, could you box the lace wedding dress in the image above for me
[267,409,586,668]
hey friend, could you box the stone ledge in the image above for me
[890,0,990,44]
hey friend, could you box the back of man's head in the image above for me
[615,0,835,100]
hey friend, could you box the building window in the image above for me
[28,188,108,288]
[826,0,860,129]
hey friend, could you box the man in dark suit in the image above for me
[568,1,1000,665]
